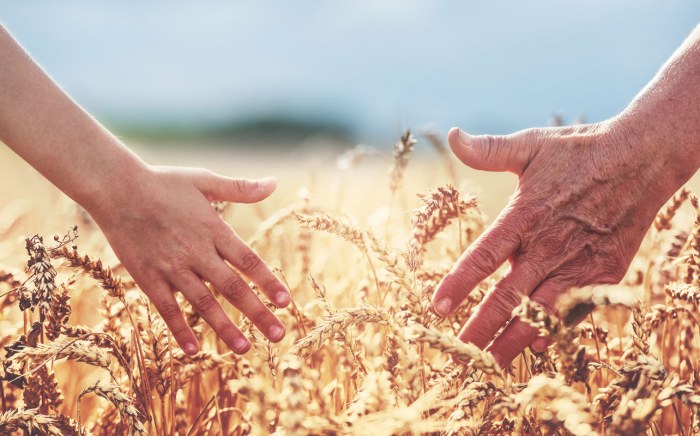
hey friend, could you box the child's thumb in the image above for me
[199,173,277,203]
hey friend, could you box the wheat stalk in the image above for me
[407,323,502,376]
[79,382,146,435]
[50,246,125,299]
[0,408,62,435]
[291,304,390,358]
[388,130,416,194]
[277,356,307,435]
[2,142,700,434]
[6,339,112,374]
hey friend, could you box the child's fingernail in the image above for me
[269,325,285,342]
[260,176,276,186]
[276,290,291,306]
[234,338,250,353]
[253,177,276,194]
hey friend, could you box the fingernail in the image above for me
[433,297,453,317]
[260,176,276,186]
[269,325,285,342]
[254,177,276,194]
[184,343,198,355]
[531,338,548,353]
[458,129,471,146]
[276,290,291,306]
[234,338,250,353]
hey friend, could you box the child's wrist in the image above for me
[79,148,153,221]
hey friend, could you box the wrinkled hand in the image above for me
[89,166,290,355]
[431,120,692,367]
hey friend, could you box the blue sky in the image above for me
[2,2,699,140]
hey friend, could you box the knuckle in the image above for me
[167,254,191,275]
[467,246,499,277]
[553,268,586,289]
[133,269,158,285]
[518,128,540,153]
[264,278,282,290]
[169,323,190,338]
[168,321,191,338]
[533,277,571,315]
[192,293,218,312]
[532,295,557,314]
[158,302,183,322]
[213,220,236,241]
[518,127,540,140]
[501,322,536,349]
[194,167,214,179]
[461,328,493,350]
[446,268,474,295]
[167,243,198,273]
[221,276,250,301]
[506,207,541,238]
[591,262,627,285]
[238,251,262,272]
[232,178,249,194]
[517,258,548,283]
[480,135,498,161]
[263,278,284,295]
[216,323,239,344]
[489,222,519,245]
[250,309,276,329]
[489,287,523,319]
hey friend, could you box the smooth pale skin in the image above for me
[432,24,700,367]
[0,25,291,356]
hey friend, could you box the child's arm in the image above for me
[0,24,291,355]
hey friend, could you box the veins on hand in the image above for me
[560,213,614,236]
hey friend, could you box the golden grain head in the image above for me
[0,131,699,434]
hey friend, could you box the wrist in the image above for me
[79,148,154,222]
[609,110,698,193]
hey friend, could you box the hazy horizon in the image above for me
[2,2,699,142]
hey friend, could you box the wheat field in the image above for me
[2,131,700,435]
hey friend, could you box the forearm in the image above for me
[617,24,700,182]
[0,24,148,215]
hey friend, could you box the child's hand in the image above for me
[0,24,290,356]
[89,165,290,355]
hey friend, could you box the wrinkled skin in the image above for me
[91,167,291,356]
[431,119,695,367]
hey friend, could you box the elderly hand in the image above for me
[430,118,697,367]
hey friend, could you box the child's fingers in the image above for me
[215,228,291,308]
[201,258,286,343]
[145,280,199,355]
[173,272,251,354]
